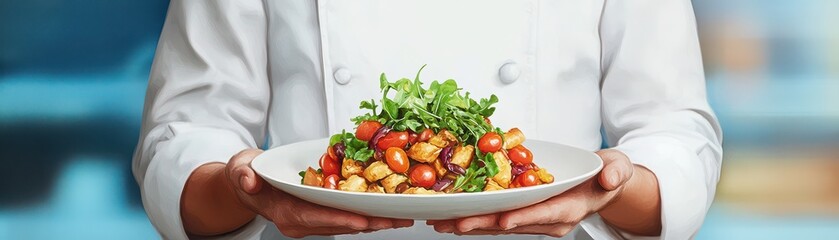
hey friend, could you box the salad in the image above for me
[299,66,554,194]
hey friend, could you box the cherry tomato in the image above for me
[385,147,410,173]
[408,131,419,145]
[376,131,410,150]
[319,153,340,177]
[409,164,436,188]
[477,132,503,153]
[417,128,434,143]
[323,174,340,190]
[516,170,540,187]
[355,121,383,141]
[327,145,337,160]
[507,145,533,165]
[484,117,492,125]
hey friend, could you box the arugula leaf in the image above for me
[329,130,352,146]
[381,98,399,119]
[453,160,489,192]
[379,73,389,91]
[344,136,373,162]
[360,99,378,113]
[481,152,500,177]
[350,114,380,125]
[298,170,306,184]
[462,176,487,192]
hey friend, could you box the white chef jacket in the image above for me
[132,0,723,239]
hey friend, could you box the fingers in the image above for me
[268,194,414,238]
[366,217,394,230]
[429,220,457,233]
[427,216,497,234]
[366,217,414,230]
[451,224,573,238]
[391,219,415,228]
[278,226,365,238]
[455,214,499,232]
[595,149,633,191]
[431,219,573,238]
[498,197,586,230]
[294,204,370,230]
[227,149,264,194]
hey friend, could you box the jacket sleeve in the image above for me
[131,0,269,239]
[581,0,723,239]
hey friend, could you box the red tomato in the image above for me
[516,170,540,187]
[477,132,503,153]
[355,121,383,141]
[508,145,533,165]
[409,164,436,188]
[376,131,409,150]
[319,153,340,177]
[385,147,410,173]
[323,174,340,190]
[417,128,434,143]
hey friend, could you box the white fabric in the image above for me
[133,0,722,239]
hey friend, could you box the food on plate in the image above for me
[299,66,554,193]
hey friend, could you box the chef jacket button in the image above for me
[499,62,520,84]
[333,68,352,85]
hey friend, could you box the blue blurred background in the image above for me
[1,0,837,239]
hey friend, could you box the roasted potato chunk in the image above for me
[338,175,368,192]
[427,135,449,148]
[428,129,458,148]
[341,158,363,178]
[438,129,458,142]
[403,187,439,194]
[431,158,448,176]
[537,168,554,184]
[491,151,512,188]
[503,128,525,149]
[367,184,385,193]
[302,167,323,187]
[363,161,394,182]
[484,178,505,191]
[450,145,474,169]
[407,142,441,163]
[381,174,409,193]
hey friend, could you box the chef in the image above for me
[133,0,722,239]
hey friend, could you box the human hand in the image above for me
[427,149,634,237]
[225,149,414,238]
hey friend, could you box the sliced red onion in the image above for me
[432,178,454,192]
[447,164,466,175]
[368,125,391,150]
[511,163,533,177]
[438,146,465,175]
[439,146,453,165]
[332,142,346,161]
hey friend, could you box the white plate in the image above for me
[252,138,602,220]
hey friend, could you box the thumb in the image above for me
[595,149,633,191]
[227,149,265,194]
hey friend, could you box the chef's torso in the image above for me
[261,1,605,239]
